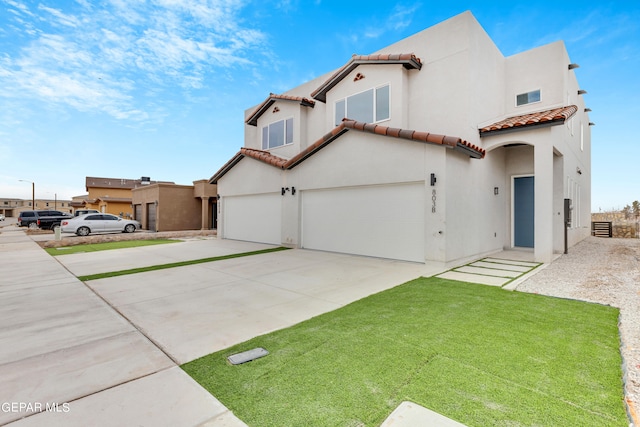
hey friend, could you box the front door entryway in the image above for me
[513,176,534,248]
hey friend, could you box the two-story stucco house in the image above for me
[209,11,591,265]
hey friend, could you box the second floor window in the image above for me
[516,90,540,106]
[262,118,293,149]
[335,84,390,126]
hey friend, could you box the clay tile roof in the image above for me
[310,53,422,103]
[95,196,132,203]
[241,147,289,169]
[246,93,315,126]
[209,148,290,184]
[479,105,578,135]
[340,120,484,159]
[285,125,350,168]
[209,119,485,183]
[285,119,484,169]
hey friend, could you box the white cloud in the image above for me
[3,0,34,17]
[37,5,80,28]
[363,2,421,40]
[0,0,267,123]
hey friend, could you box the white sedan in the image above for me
[60,213,141,236]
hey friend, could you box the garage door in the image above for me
[301,183,425,262]
[223,193,281,245]
[147,203,156,231]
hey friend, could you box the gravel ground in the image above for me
[516,236,640,424]
[28,228,217,247]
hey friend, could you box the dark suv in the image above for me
[18,210,68,227]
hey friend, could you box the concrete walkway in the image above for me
[435,250,545,289]
[0,225,450,426]
[0,227,242,426]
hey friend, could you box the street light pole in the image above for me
[19,180,35,209]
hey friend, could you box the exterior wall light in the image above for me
[577,89,587,95]
[588,122,595,126]
[568,63,580,70]
[584,108,592,112]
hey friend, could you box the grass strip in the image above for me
[182,277,627,427]
[45,239,179,256]
[78,246,290,281]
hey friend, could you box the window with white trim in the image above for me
[516,90,540,106]
[335,84,390,126]
[262,118,293,149]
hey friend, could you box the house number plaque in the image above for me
[432,189,436,213]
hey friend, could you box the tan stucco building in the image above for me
[0,197,72,217]
[132,180,217,231]
[79,177,173,218]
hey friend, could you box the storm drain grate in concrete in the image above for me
[227,347,269,365]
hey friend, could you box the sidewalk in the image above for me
[0,226,246,426]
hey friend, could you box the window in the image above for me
[516,90,540,106]
[335,84,390,126]
[262,118,293,149]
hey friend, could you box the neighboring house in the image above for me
[81,176,173,218]
[69,194,88,212]
[132,180,217,231]
[210,11,591,265]
[0,198,72,217]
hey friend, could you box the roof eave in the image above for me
[209,152,245,184]
[455,142,485,159]
[246,100,275,126]
[479,120,564,138]
[311,55,422,103]
[286,126,350,169]
[246,95,316,126]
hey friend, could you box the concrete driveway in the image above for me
[56,239,442,364]
[0,227,442,426]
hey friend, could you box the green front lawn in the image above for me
[183,278,627,427]
[45,239,179,255]
[77,246,290,281]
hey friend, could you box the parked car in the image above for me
[18,210,72,228]
[74,209,100,217]
[60,213,141,236]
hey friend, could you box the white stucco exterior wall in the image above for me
[216,10,592,264]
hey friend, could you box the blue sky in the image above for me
[0,1,638,211]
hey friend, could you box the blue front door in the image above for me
[514,176,534,248]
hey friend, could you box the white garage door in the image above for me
[223,193,281,245]
[301,183,425,262]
